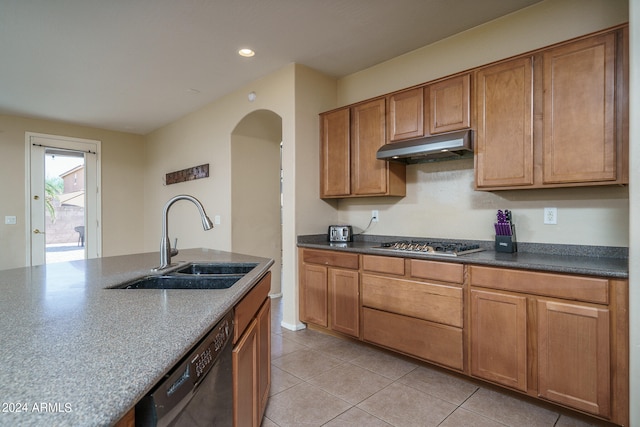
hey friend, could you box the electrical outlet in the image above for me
[544,207,557,225]
[4,216,16,225]
[371,210,379,222]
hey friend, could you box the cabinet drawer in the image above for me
[234,271,271,343]
[302,249,359,269]
[410,259,464,283]
[362,255,405,275]
[363,307,463,370]
[362,274,462,327]
[469,266,608,304]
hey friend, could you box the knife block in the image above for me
[495,224,517,253]
[495,236,516,253]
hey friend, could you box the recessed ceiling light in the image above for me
[238,48,255,57]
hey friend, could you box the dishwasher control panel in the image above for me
[191,315,232,382]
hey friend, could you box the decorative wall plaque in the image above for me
[165,164,209,185]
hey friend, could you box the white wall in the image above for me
[231,110,283,296]
[143,64,338,329]
[0,115,146,270]
[334,0,630,247]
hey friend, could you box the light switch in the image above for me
[214,215,221,225]
[5,216,17,225]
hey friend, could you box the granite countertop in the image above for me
[0,248,273,427]
[298,235,628,279]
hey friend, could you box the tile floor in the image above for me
[264,297,616,427]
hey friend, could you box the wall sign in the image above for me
[165,164,209,185]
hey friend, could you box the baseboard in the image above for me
[280,321,306,331]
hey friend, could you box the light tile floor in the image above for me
[264,297,616,427]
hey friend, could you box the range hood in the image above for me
[376,129,473,164]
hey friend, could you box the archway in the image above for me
[231,110,283,296]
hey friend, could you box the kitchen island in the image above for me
[0,248,273,427]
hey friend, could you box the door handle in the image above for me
[33,229,45,234]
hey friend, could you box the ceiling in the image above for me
[0,0,541,135]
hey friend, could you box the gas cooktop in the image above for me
[374,240,484,257]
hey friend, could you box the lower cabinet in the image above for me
[362,307,463,370]
[537,300,610,417]
[299,249,360,337]
[361,257,465,370]
[297,249,629,426]
[470,289,528,391]
[233,271,271,427]
[469,266,628,425]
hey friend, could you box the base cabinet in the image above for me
[361,256,465,370]
[537,300,610,417]
[233,272,271,427]
[470,289,527,391]
[299,249,360,337]
[297,249,628,426]
[363,307,463,370]
[469,266,628,425]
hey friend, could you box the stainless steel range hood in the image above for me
[376,130,473,164]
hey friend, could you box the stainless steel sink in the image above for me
[111,274,243,290]
[173,262,258,275]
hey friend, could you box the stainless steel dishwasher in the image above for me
[135,311,234,427]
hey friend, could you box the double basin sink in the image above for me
[110,262,258,290]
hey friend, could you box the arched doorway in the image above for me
[231,110,283,296]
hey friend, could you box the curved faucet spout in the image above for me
[155,194,214,270]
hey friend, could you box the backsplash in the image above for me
[335,160,629,248]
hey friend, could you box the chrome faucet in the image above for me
[155,194,214,270]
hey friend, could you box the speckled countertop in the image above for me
[298,235,628,279]
[0,248,273,427]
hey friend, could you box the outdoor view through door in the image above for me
[27,133,101,266]
[45,149,86,263]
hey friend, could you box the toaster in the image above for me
[328,225,353,242]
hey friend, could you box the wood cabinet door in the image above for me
[537,300,610,417]
[300,263,328,327]
[429,74,470,134]
[388,87,424,142]
[320,108,350,197]
[329,268,360,337]
[475,57,534,188]
[542,33,616,184]
[233,318,258,427]
[351,98,388,195]
[470,289,528,392]
[363,307,463,370]
[257,299,271,421]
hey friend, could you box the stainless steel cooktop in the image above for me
[373,240,484,257]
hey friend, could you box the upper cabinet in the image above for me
[320,98,406,199]
[542,33,616,184]
[429,74,471,135]
[387,87,424,142]
[475,57,534,188]
[320,108,351,197]
[386,73,471,143]
[475,27,628,190]
[320,25,628,195]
